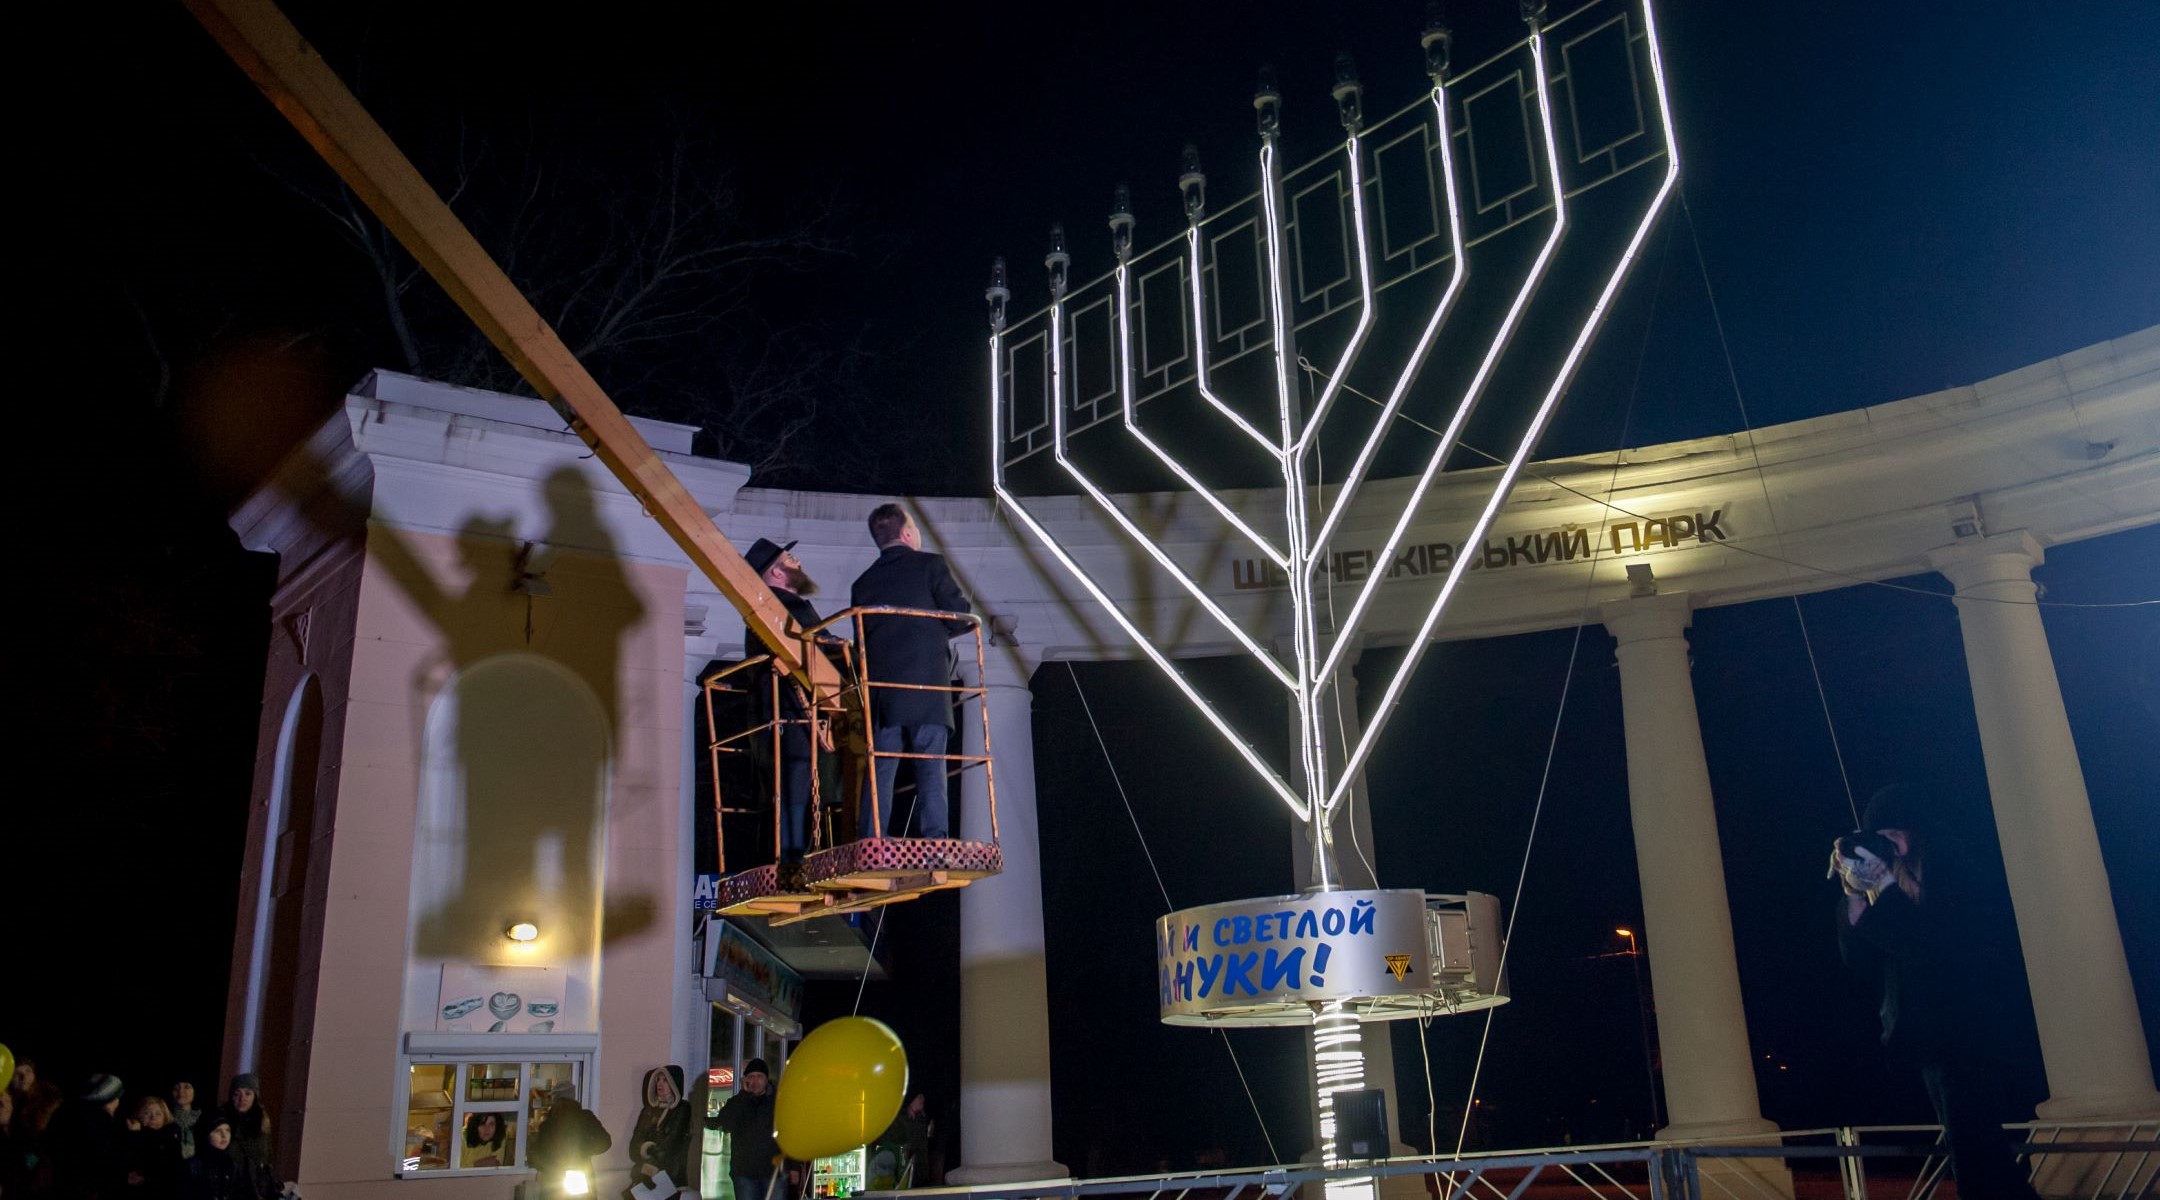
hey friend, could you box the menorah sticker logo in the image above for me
[988,0,1679,890]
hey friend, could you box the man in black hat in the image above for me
[708,1059,780,1200]
[742,538,838,885]
[1830,783,2041,1200]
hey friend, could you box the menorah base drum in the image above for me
[1155,888,1509,1026]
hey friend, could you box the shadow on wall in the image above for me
[247,396,662,967]
[388,467,652,965]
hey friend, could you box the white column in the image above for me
[1601,592,1779,1145]
[949,651,1068,1184]
[1927,532,2160,1120]
[1289,643,1415,1171]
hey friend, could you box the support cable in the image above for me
[1681,191,1859,826]
[1066,662,1283,1165]
[1447,222,1672,1156]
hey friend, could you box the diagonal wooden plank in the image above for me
[182,0,837,691]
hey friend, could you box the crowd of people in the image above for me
[3,1063,290,1200]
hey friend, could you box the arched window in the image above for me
[408,653,610,1028]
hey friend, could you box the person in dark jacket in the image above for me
[180,1117,276,1200]
[47,1074,129,1200]
[168,1083,201,1161]
[213,1076,271,1174]
[741,538,843,885]
[707,1059,779,1200]
[122,1096,185,1198]
[7,1057,64,1143]
[627,1066,691,1194]
[850,505,975,841]
[1832,783,2041,1200]
[0,1090,32,1199]
[528,1086,612,1189]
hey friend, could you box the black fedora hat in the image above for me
[745,537,797,576]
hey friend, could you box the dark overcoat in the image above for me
[850,545,974,729]
[744,588,829,739]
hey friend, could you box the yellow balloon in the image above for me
[774,1017,908,1162]
[0,1043,11,1094]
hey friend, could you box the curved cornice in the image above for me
[235,327,2159,663]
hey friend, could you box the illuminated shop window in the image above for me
[399,1058,585,1177]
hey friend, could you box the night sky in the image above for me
[10,0,2159,1178]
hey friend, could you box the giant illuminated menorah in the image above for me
[988,0,1677,1177]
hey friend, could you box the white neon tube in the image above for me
[1313,31,1570,693]
[1116,264,1292,569]
[1329,0,1683,811]
[992,332,1312,823]
[1186,228,1285,460]
[1051,298,1301,691]
[1290,133,1377,455]
[1258,138,1331,846]
[1308,86,1466,556]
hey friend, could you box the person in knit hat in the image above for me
[183,1114,279,1200]
[215,1075,273,1171]
[708,1059,780,1200]
[47,1074,129,1198]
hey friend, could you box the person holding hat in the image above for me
[1830,783,2041,1200]
[741,537,843,888]
[707,1059,780,1200]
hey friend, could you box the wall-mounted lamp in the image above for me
[1625,563,1657,597]
[506,922,540,943]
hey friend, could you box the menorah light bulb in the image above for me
[1110,183,1135,262]
[1332,52,1364,131]
[1253,65,1282,137]
[1421,4,1453,80]
[1045,224,1069,299]
[1178,144,1207,221]
[986,257,1009,333]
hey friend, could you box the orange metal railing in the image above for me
[703,606,998,878]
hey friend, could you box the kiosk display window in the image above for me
[398,1057,586,1177]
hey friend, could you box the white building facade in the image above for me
[223,327,2160,1196]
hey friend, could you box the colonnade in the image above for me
[939,531,2156,1181]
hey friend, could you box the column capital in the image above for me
[1600,589,1694,646]
[963,646,1041,693]
[1926,529,2045,592]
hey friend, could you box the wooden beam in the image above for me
[182,0,836,691]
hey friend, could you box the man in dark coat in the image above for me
[529,1086,612,1190]
[740,537,839,882]
[849,504,975,841]
[707,1059,780,1200]
[1832,783,2041,1200]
